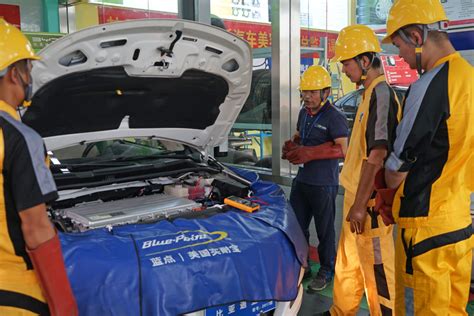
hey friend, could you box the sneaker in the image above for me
[308,273,332,292]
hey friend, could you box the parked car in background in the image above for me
[334,85,408,132]
[24,19,306,316]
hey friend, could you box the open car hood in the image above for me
[23,19,252,151]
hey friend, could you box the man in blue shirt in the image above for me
[282,65,348,291]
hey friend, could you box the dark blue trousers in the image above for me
[289,180,338,278]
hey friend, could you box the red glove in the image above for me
[286,142,344,164]
[282,140,299,159]
[374,168,396,226]
[27,232,78,316]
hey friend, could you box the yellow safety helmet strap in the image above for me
[397,25,427,76]
[396,21,448,76]
[319,88,330,106]
[354,53,376,82]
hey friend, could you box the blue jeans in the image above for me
[290,180,338,278]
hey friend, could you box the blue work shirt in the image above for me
[295,101,349,186]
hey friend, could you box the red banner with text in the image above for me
[97,6,337,59]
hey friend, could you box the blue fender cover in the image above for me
[60,168,308,315]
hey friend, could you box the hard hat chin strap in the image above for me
[320,89,329,106]
[0,67,8,78]
[398,26,426,76]
[355,53,376,82]
[398,22,448,76]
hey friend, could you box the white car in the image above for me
[24,19,306,316]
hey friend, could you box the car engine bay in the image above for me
[49,171,251,233]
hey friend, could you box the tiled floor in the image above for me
[298,261,370,316]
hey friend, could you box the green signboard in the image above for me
[24,32,64,52]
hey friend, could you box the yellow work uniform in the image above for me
[0,101,58,315]
[385,52,474,315]
[332,75,401,315]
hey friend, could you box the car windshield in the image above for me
[50,138,201,171]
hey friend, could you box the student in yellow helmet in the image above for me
[328,25,401,316]
[282,65,348,291]
[376,0,474,314]
[0,19,78,315]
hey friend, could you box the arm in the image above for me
[10,135,78,315]
[286,141,345,164]
[347,83,397,233]
[286,111,348,164]
[19,204,55,249]
[378,82,448,212]
[20,206,79,316]
[346,147,386,234]
[334,136,348,157]
[385,169,408,189]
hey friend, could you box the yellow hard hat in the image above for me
[300,65,331,91]
[0,19,39,73]
[382,0,449,43]
[332,25,381,62]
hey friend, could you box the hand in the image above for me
[374,168,396,226]
[286,145,308,164]
[286,142,337,165]
[375,190,396,225]
[292,134,301,145]
[345,204,368,234]
[282,140,299,159]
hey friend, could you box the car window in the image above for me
[51,138,191,163]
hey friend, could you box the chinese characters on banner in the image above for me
[0,4,20,29]
[97,6,337,58]
[223,20,338,58]
[205,300,276,316]
[148,244,241,267]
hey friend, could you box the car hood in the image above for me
[23,19,252,151]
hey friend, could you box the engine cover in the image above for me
[60,193,200,231]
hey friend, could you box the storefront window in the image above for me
[210,0,272,169]
[212,0,350,171]
[59,0,178,34]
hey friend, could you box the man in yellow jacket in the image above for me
[330,25,401,315]
[376,0,474,314]
[0,19,78,315]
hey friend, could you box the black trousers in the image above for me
[290,180,338,277]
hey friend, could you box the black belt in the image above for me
[402,223,473,274]
[0,289,50,315]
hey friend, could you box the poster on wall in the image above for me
[211,0,269,23]
[355,0,393,29]
[441,0,474,28]
[0,4,20,29]
[380,55,418,86]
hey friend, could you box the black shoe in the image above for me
[312,311,331,316]
[308,273,332,292]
